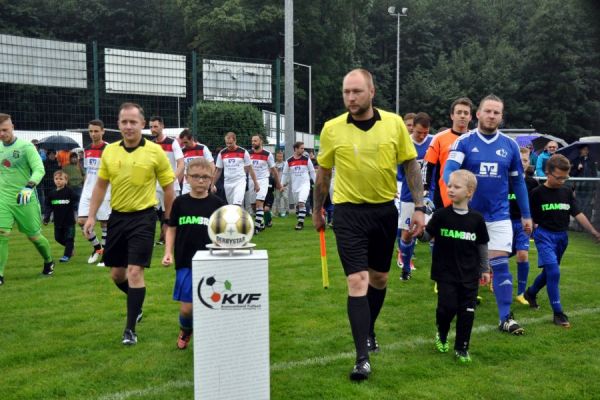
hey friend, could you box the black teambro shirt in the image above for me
[167,194,226,269]
[530,185,580,232]
[425,206,489,283]
[508,175,539,220]
[44,187,76,226]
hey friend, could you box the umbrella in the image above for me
[514,134,540,148]
[556,136,600,162]
[531,134,569,153]
[38,135,80,151]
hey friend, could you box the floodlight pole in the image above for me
[284,0,295,159]
[389,6,408,115]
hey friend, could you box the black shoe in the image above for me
[498,312,524,335]
[136,309,143,324]
[401,271,411,281]
[42,261,55,276]
[524,288,539,309]
[349,358,371,381]
[295,222,304,230]
[553,312,571,328]
[254,227,260,235]
[0,275,4,286]
[122,329,138,345]
[266,221,273,228]
[367,333,380,353]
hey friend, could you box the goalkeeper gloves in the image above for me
[17,187,34,205]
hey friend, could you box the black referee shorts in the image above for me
[104,207,157,268]
[333,201,397,276]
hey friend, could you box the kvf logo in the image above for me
[198,275,262,310]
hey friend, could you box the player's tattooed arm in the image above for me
[403,158,424,206]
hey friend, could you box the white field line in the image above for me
[98,307,599,400]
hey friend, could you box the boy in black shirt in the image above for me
[524,154,600,328]
[43,170,76,262]
[162,158,226,349]
[420,170,490,363]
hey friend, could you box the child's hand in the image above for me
[162,254,172,267]
[480,272,491,286]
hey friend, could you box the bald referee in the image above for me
[83,103,175,345]
[313,69,425,380]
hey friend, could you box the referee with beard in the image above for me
[313,69,425,380]
[84,102,175,345]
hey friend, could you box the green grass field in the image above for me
[1,216,599,400]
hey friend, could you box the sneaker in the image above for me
[396,257,415,270]
[177,330,193,349]
[498,313,524,335]
[295,222,304,230]
[476,295,482,305]
[455,350,472,364]
[155,240,165,246]
[401,271,411,281]
[515,294,529,305]
[88,248,103,264]
[367,333,380,353]
[0,275,4,286]
[523,289,539,309]
[122,329,137,345]
[97,262,105,267]
[349,359,371,381]
[266,221,273,228]
[42,261,55,276]
[136,309,143,324]
[59,256,70,263]
[553,312,571,328]
[435,333,449,353]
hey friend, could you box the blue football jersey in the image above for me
[399,135,433,202]
[447,130,523,222]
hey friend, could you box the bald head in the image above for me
[343,69,375,120]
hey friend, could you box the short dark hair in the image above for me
[150,115,163,124]
[119,102,145,119]
[413,112,431,128]
[450,97,473,115]
[478,94,503,111]
[293,141,304,150]
[179,128,193,140]
[88,119,104,129]
[546,154,571,174]
[403,112,416,122]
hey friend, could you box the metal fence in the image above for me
[1,34,280,150]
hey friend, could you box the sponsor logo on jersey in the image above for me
[495,148,508,158]
[541,203,570,211]
[479,162,498,177]
[178,215,210,226]
[13,150,20,158]
[439,228,477,241]
[51,199,71,205]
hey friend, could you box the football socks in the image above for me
[490,256,513,322]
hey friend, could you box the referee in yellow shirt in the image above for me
[84,103,175,345]
[313,69,425,380]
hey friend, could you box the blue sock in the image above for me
[544,263,563,313]
[530,269,547,295]
[491,256,513,322]
[517,261,529,295]
[400,239,414,273]
[179,314,193,332]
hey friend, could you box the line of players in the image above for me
[394,95,600,339]
[67,117,318,269]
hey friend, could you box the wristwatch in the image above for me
[414,206,426,213]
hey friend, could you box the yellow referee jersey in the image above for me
[98,138,175,212]
[318,108,416,204]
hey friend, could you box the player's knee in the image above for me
[180,302,193,316]
[516,250,528,262]
[544,264,560,280]
[368,270,388,289]
[27,233,42,242]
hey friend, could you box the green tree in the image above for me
[189,101,265,149]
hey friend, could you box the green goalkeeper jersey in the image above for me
[0,138,45,201]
